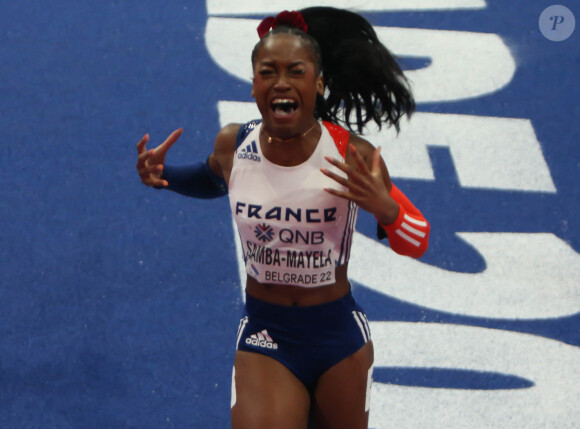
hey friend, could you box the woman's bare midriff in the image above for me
[245,264,351,307]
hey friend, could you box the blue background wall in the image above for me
[0,1,578,427]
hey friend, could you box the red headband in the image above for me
[257,11,308,39]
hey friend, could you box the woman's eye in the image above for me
[259,69,274,76]
[291,69,306,75]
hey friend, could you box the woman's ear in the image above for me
[316,75,324,96]
[251,79,255,98]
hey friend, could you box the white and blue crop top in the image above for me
[228,120,359,288]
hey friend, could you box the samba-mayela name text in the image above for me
[246,241,333,268]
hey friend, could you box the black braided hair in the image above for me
[251,8,414,134]
[301,7,414,134]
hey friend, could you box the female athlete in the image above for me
[136,7,429,429]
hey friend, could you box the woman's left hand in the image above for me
[321,144,399,225]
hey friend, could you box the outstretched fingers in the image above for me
[136,134,152,172]
[321,144,391,215]
[349,143,371,176]
[320,165,349,187]
[322,155,357,181]
[320,157,363,201]
[160,128,183,153]
[371,145,382,175]
[135,129,182,188]
[136,133,150,154]
[136,150,166,187]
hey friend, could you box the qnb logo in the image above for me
[254,223,275,242]
[237,140,261,162]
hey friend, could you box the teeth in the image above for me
[272,99,296,106]
[271,98,298,115]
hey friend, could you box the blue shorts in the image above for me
[235,291,371,390]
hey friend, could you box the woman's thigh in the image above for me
[311,341,374,429]
[231,350,311,429]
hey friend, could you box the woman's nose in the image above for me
[274,74,290,89]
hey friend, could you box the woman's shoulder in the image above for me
[215,120,262,152]
[347,131,377,167]
[322,121,376,162]
[215,123,242,150]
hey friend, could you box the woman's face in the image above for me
[251,33,324,139]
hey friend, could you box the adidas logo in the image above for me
[245,329,278,350]
[238,140,261,162]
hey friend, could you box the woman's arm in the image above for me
[321,135,429,258]
[136,124,240,199]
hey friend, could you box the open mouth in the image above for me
[270,98,299,117]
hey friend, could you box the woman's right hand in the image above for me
[136,128,183,187]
